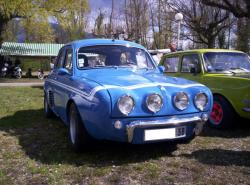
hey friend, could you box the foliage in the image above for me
[124,0,149,46]
[236,18,250,54]
[1,20,20,42]
[94,10,105,36]
[149,0,174,49]
[53,0,89,42]
[0,0,89,45]
[201,0,250,18]
[22,15,55,43]
[169,0,230,48]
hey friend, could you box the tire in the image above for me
[16,72,22,79]
[44,93,54,118]
[38,73,44,80]
[68,103,92,152]
[209,95,235,129]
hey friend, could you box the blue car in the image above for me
[44,39,212,151]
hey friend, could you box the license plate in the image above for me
[144,127,186,141]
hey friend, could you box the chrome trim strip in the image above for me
[126,116,202,142]
[242,107,250,112]
[46,78,205,101]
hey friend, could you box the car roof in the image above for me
[164,49,245,56]
[67,39,146,50]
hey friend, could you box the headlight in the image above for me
[117,95,135,115]
[173,92,189,110]
[194,93,208,111]
[146,94,163,113]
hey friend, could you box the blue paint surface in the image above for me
[44,39,213,144]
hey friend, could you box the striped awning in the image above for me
[0,42,64,57]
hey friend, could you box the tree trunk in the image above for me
[207,37,215,48]
[0,17,8,48]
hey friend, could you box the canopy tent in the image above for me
[0,42,64,57]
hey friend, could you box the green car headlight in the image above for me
[194,93,208,111]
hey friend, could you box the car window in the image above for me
[163,57,179,72]
[181,54,200,73]
[64,48,73,72]
[78,53,106,67]
[77,45,155,69]
[55,48,65,69]
[203,52,250,72]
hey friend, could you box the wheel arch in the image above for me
[212,93,238,116]
[66,99,76,125]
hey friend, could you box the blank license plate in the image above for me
[144,127,186,141]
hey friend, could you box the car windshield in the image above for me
[203,52,250,73]
[77,45,155,69]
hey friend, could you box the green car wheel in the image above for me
[209,95,236,129]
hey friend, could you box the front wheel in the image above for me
[69,104,92,152]
[209,95,235,129]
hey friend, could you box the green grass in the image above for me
[0,87,249,184]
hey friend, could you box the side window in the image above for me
[55,49,65,69]
[163,57,179,72]
[64,48,73,71]
[181,54,200,73]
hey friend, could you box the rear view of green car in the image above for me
[160,49,250,128]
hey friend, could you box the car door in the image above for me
[54,46,74,122]
[179,53,204,83]
[50,47,66,116]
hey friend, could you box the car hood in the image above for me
[78,68,211,117]
[79,68,204,87]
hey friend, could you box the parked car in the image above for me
[44,39,212,151]
[148,49,171,65]
[160,49,250,129]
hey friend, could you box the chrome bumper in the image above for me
[126,116,205,143]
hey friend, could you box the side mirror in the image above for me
[58,68,70,75]
[158,66,165,73]
[50,63,54,70]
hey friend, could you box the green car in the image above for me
[160,49,250,128]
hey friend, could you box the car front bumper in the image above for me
[126,115,207,143]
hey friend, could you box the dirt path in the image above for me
[0,82,44,87]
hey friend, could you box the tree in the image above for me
[22,15,55,43]
[236,18,250,53]
[124,0,149,46]
[169,0,230,48]
[93,9,105,36]
[149,0,175,49]
[53,0,89,42]
[0,0,88,45]
[1,19,20,42]
[201,0,250,18]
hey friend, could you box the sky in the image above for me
[87,0,125,32]
[89,0,123,11]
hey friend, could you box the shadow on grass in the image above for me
[201,119,250,138]
[0,109,177,167]
[181,149,250,167]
